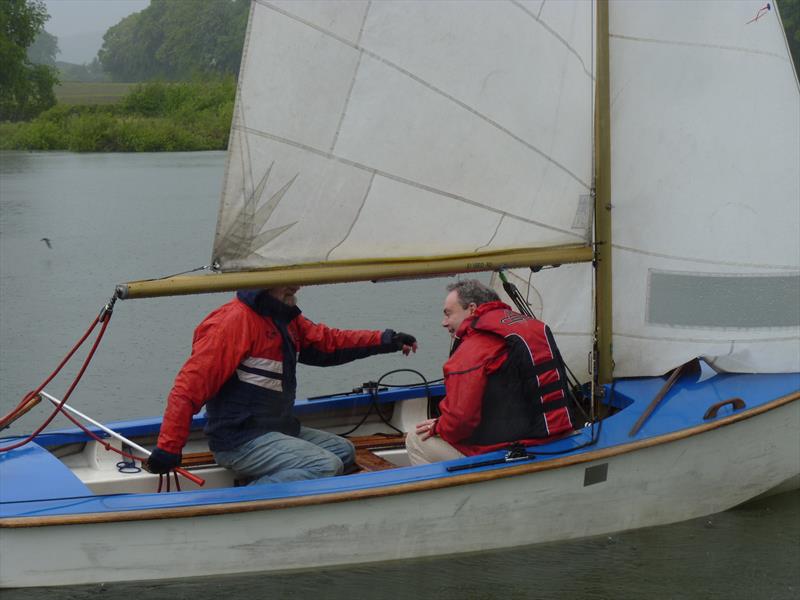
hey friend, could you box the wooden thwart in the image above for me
[181,433,407,473]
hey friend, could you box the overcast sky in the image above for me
[43,0,149,62]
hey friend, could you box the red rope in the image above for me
[0,313,101,429]
[0,305,113,452]
[1,298,204,490]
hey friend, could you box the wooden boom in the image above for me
[116,244,594,300]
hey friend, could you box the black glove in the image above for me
[146,447,182,474]
[392,332,417,349]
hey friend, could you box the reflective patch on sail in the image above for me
[647,271,800,328]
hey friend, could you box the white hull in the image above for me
[2,399,797,588]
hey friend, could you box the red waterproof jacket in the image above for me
[157,290,397,454]
[434,301,575,456]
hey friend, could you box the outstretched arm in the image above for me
[297,316,416,366]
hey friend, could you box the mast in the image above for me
[594,0,613,384]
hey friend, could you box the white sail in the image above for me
[609,0,800,375]
[213,0,798,379]
[213,0,595,271]
[491,263,595,382]
[494,1,799,379]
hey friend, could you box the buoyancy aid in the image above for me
[462,305,575,446]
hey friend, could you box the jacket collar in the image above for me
[454,300,511,339]
[236,290,302,322]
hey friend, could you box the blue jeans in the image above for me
[214,426,356,485]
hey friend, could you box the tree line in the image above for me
[98,0,249,82]
[1,0,58,121]
[2,0,249,122]
[2,0,799,124]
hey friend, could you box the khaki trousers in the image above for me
[405,430,465,465]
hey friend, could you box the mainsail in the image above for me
[609,0,799,375]
[125,1,799,379]
[498,0,799,379]
[213,0,595,270]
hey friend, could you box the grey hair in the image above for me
[446,279,500,308]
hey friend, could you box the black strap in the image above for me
[536,379,568,397]
[537,394,570,412]
[529,359,560,377]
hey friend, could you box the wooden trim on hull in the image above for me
[3,389,797,528]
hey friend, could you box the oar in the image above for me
[39,391,204,486]
[0,393,41,431]
[627,359,698,437]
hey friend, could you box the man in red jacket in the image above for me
[146,286,417,483]
[406,280,575,465]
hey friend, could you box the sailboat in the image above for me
[1,0,798,589]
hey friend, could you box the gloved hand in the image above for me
[392,332,418,355]
[145,447,182,474]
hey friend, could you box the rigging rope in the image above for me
[0,296,117,452]
[341,369,438,437]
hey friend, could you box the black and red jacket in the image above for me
[435,301,575,456]
[157,290,398,453]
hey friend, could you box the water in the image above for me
[1,152,798,598]
[0,151,452,436]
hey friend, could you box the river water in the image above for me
[0,151,797,599]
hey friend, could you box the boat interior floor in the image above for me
[180,433,408,476]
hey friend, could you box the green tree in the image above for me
[0,0,58,121]
[98,0,249,82]
[777,0,800,76]
[27,28,58,66]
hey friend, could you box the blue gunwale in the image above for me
[1,372,798,522]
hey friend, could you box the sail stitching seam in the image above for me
[474,215,506,252]
[361,49,591,190]
[260,0,591,190]
[613,244,800,271]
[236,125,588,241]
[329,51,364,154]
[325,172,376,260]
[610,33,789,62]
[512,0,594,79]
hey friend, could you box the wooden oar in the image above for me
[39,391,204,486]
[0,393,41,431]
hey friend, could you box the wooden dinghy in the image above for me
[2,0,798,590]
[1,371,798,588]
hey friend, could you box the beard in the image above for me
[282,292,298,306]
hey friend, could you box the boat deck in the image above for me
[1,372,798,520]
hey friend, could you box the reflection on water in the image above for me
[1,152,798,599]
[5,492,798,600]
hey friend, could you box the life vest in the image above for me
[464,307,575,445]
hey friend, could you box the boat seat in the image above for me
[351,433,406,472]
[180,433,407,475]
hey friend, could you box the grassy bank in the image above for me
[0,79,234,152]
